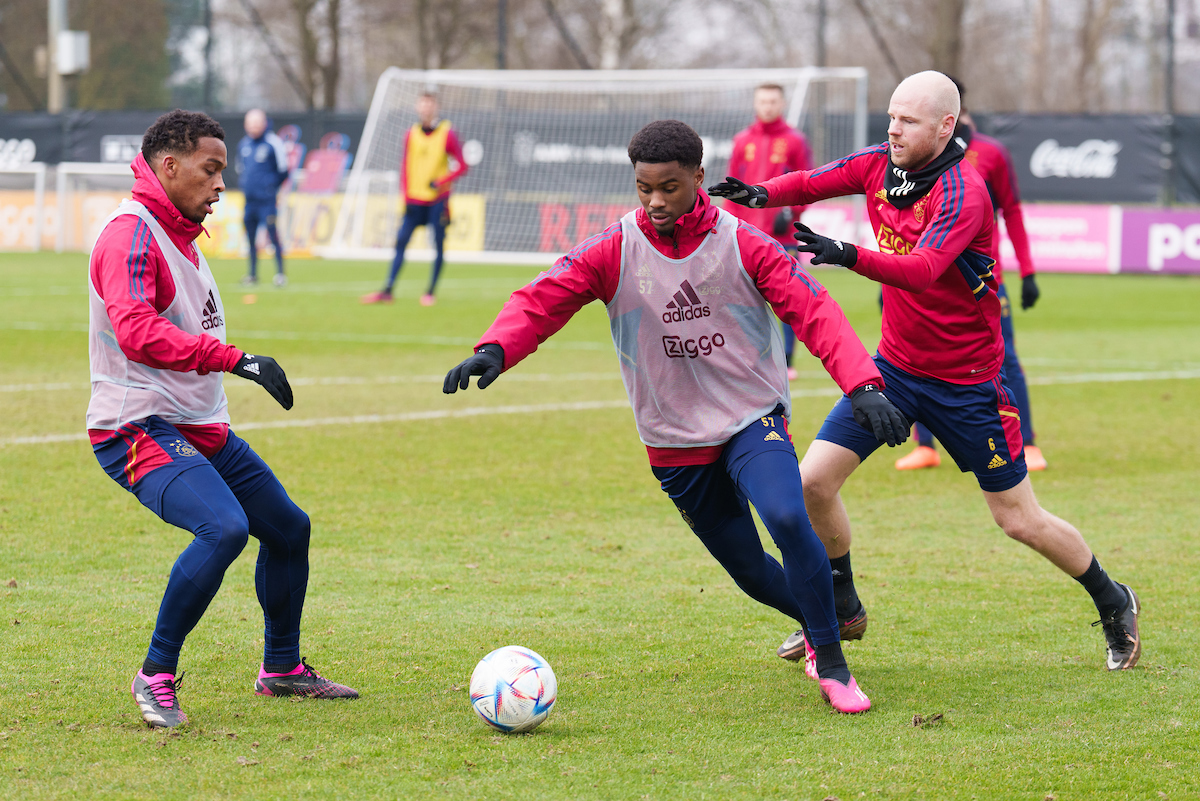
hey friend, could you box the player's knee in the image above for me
[756,502,808,541]
[205,507,250,562]
[801,471,838,508]
[286,507,311,552]
[993,508,1039,546]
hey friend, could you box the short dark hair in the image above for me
[627,120,704,170]
[755,83,785,95]
[142,109,225,162]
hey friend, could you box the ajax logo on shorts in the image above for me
[662,280,711,323]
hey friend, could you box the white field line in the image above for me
[6,364,1200,448]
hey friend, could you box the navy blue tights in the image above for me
[653,420,840,646]
[147,435,309,670]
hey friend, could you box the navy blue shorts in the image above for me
[652,407,798,532]
[816,356,1027,492]
[93,416,276,516]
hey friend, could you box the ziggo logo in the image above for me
[663,333,725,358]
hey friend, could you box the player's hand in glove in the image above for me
[850,383,908,447]
[794,222,858,267]
[772,209,792,236]
[1021,274,1040,310]
[232,354,293,410]
[707,176,769,208]
[444,343,504,393]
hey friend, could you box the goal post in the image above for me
[0,163,47,251]
[321,68,868,264]
[55,162,135,253]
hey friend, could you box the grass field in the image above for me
[2,252,1199,800]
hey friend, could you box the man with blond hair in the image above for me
[712,71,1141,676]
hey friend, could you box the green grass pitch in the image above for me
[2,252,1199,800]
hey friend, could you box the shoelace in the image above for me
[149,671,185,707]
[1090,616,1132,642]
[297,658,324,682]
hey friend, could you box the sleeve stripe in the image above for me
[809,142,889,179]
[126,218,152,305]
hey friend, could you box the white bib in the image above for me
[608,209,790,448]
[86,201,230,430]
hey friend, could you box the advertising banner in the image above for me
[1119,208,1200,274]
[983,115,1169,203]
[997,204,1118,274]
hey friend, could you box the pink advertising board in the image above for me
[1119,209,1200,274]
[997,204,1119,274]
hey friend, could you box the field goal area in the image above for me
[321,67,868,265]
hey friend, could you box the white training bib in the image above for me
[86,200,230,430]
[608,209,790,448]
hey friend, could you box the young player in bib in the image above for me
[88,110,356,728]
[711,71,1141,674]
[444,120,911,714]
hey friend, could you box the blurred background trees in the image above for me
[0,0,1195,113]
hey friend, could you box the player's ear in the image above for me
[694,165,705,189]
[161,154,177,178]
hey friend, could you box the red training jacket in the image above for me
[476,189,882,467]
[964,131,1034,283]
[761,143,1003,385]
[723,117,811,247]
[87,153,244,456]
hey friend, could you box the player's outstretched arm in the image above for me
[232,354,294,409]
[444,344,504,393]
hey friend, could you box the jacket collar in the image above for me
[130,153,205,244]
[635,187,720,246]
[753,117,791,136]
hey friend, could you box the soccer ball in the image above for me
[469,645,557,733]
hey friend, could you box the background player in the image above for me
[89,110,357,728]
[444,119,911,713]
[236,109,290,287]
[723,83,812,381]
[362,91,468,306]
[711,71,1140,674]
[896,78,1046,472]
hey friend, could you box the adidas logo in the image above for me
[662,279,711,324]
[764,431,785,442]
[244,361,261,376]
[201,290,224,330]
[988,454,1008,469]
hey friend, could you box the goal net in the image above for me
[323,68,868,264]
[54,162,135,253]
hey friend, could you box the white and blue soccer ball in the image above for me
[469,645,557,733]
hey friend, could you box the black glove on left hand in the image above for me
[850,383,909,447]
[444,344,504,393]
[1021,274,1040,310]
[706,176,769,208]
[232,354,293,410]
[794,222,857,267]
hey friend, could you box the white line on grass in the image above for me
[5,371,1200,447]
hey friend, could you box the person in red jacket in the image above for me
[443,120,912,714]
[88,110,357,728]
[723,83,812,380]
[897,78,1046,471]
[712,71,1140,674]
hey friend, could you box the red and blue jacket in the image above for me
[761,143,1003,386]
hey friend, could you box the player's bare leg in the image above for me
[794,439,869,641]
[985,476,1141,669]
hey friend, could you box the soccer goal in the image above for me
[0,162,48,251]
[55,162,135,253]
[322,68,868,265]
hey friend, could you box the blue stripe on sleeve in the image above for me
[917,165,964,251]
[126,219,151,304]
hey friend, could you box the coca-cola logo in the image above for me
[1029,139,1121,179]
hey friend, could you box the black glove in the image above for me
[1021,274,1040,310]
[772,209,792,236]
[850,383,908,447]
[444,344,504,393]
[232,354,293,410]
[794,222,857,267]
[706,176,769,208]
